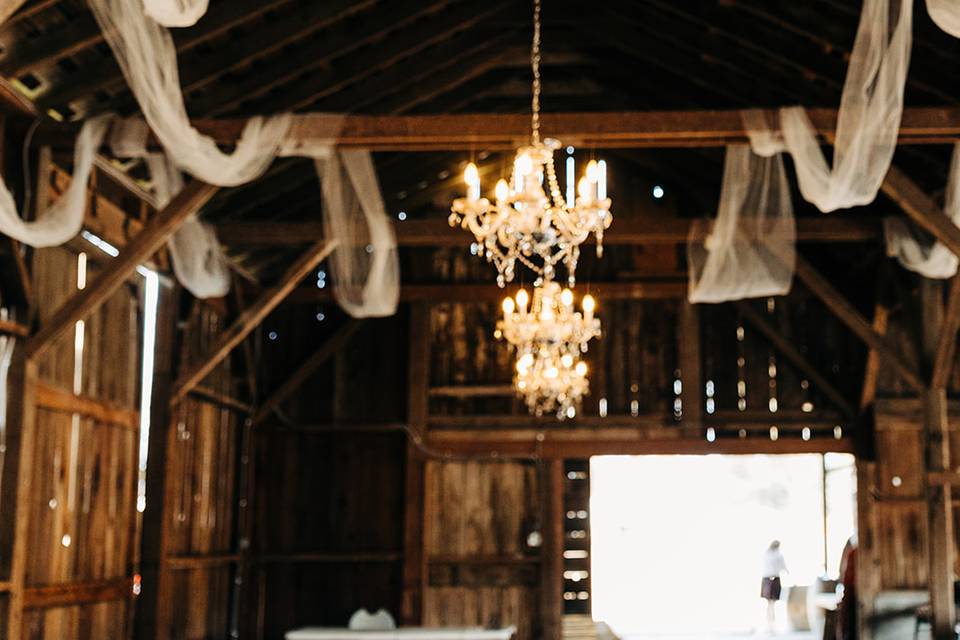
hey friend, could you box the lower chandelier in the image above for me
[495,281,601,419]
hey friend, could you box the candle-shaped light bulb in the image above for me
[586,160,599,183]
[561,353,574,368]
[516,152,534,177]
[464,162,480,200]
[495,178,509,202]
[502,297,515,315]
[582,294,596,319]
[516,288,529,311]
[575,361,588,376]
[560,288,574,308]
[578,176,591,200]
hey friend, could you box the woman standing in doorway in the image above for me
[761,540,788,633]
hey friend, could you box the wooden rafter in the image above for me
[36,107,960,151]
[737,301,855,419]
[425,427,856,459]
[216,216,882,248]
[171,238,337,401]
[26,181,219,359]
[793,255,926,394]
[0,0,28,28]
[250,319,363,427]
[290,280,688,305]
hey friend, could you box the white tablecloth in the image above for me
[285,627,516,640]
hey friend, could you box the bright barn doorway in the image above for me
[589,454,856,639]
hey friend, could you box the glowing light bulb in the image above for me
[520,353,534,368]
[502,297,515,314]
[516,152,534,176]
[582,294,596,317]
[560,288,574,307]
[545,366,559,379]
[464,162,480,201]
[577,176,591,200]
[464,162,480,187]
[586,160,599,183]
[516,289,529,310]
[495,178,509,202]
[575,361,588,376]
[561,354,574,368]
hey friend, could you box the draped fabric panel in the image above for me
[688,113,796,303]
[111,118,231,298]
[779,0,912,213]
[0,115,110,247]
[142,0,209,28]
[88,0,291,187]
[318,151,400,318]
[885,144,960,279]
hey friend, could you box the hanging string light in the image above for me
[449,0,612,287]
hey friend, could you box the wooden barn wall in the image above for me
[248,308,407,639]
[145,300,246,640]
[422,460,541,640]
[11,246,142,640]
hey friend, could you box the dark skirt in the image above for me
[761,576,782,601]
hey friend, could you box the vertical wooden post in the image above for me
[679,301,702,436]
[921,280,956,640]
[541,459,565,640]
[2,352,38,640]
[855,461,879,640]
[402,304,429,625]
[926,388,955,640]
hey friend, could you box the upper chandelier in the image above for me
[449,0,612,287]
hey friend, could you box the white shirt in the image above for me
[761,549,787,578]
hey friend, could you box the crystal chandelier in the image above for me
[449,0,612,287]
[496,282,601,418]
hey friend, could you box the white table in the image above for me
[285,627,516,640]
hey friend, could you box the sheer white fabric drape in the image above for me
[779,0,912,213]
[111,118,231,298]
[318,151,400,318]
[885,143,960,278]
[88,0,291,187]
[926,0,960,37]
[688,113,796,303]
[142,0,209,28]
[0,114,110,247]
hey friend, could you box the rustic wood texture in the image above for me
[423,460,539,640]
[153,302,244,640]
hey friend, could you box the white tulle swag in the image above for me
[780,0,912,213]
[110,118,231,299]
[142,0,209,28]
[885,144,960,279]
[88,0,291,187]
[318,151,400,318]
[0,115,110,247]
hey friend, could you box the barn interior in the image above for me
[0,0,956,639]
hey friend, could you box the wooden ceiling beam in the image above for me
[216,216,882,248]
[424,426,855,458]
[932,276,960,390]
[289,280,687,304]
[35,107,960,151]
[171,238,337,402]
[26,181,219,359]
[793,254,926,394]
[0,1,30,33]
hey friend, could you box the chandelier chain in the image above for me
[531,0,542,144]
